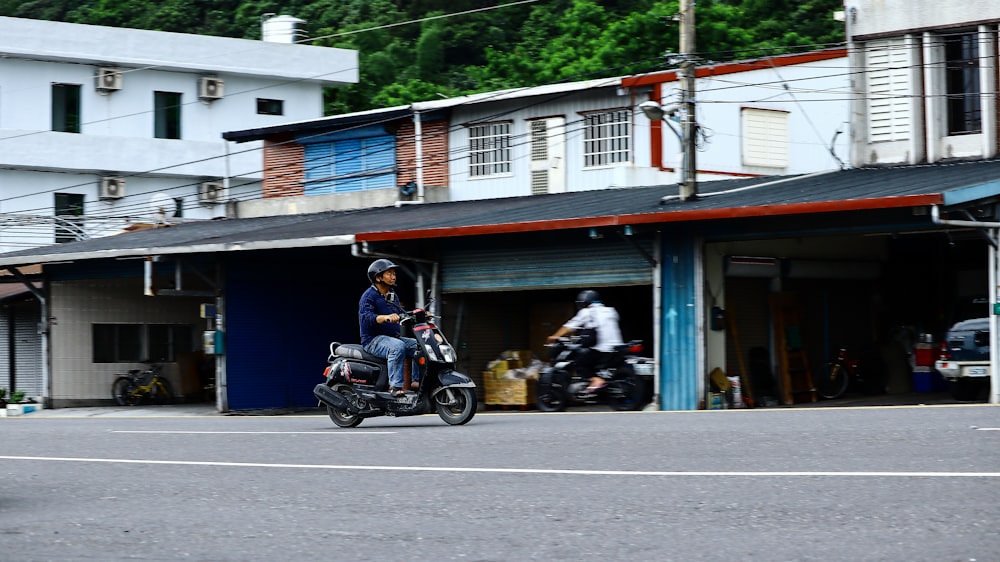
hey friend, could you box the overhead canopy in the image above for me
[2,159,1000,268]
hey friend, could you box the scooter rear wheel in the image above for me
[326,385,364,428]
[327,405,363,427]
[606,368,644,411]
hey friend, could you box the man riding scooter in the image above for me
[358,259,419,397]
[547,289,624,392]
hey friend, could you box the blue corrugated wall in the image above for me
[659,237,700,410]
[224,251,364,411]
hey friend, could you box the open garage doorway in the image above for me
[439,285,655,403]
[713,231,988,406]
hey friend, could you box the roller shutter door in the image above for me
[441,239,654,293]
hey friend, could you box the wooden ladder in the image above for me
[770,293,816,405]
[726,310,755,408]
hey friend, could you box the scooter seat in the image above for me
[335,343,385,364]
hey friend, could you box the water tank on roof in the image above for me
[261,14,307,44]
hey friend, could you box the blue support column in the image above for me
[659,237,700,410]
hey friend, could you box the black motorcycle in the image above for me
[535,337,649,412]
[314,305,477,427]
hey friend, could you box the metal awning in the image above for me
[1,159,999,268]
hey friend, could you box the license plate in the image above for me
[967,366,988,376]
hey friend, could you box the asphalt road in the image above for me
[2,404,999,561]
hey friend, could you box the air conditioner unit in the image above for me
[198,182,226,205]
[96,68,122,91]
[198,77,224,100]
[100,177,126,200]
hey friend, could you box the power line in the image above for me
[2,37,967,223]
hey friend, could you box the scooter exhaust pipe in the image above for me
[314,383,353,411]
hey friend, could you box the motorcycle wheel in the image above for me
[435,387,477,425]
[535,378,568,412]
[606,368,644,411]
[326,385,363,428]
[151,378,173,405]
[112,378,140,406]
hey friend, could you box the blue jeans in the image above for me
[364,335,419,389]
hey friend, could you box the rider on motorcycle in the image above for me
[359,259,418,397]
[547,289,624,392]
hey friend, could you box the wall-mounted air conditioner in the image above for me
[96,68,122,91]
[199,77,224,100]
[100,177,126,200]
[198,182,226,205]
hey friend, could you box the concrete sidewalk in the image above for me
[5,390,988,419]
[6,403,225,418]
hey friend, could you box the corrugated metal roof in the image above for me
[1,159,998,268]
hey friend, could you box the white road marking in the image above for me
[109,430,395,435]
[975,427,1000,431]
[0,456,998,477]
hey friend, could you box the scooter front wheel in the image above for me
[535,379,568,412]
[435,387,477,425]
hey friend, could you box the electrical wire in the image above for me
[0,27,981,233]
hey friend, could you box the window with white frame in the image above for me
[866,38,911,142]
[582,109,630,167]
[741,108,788,168]
[943,31,981,135]
[468,122,511,177]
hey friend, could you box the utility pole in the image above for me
[679,0,698,201]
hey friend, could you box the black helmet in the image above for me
[367,259,398,285]
[575,289,600,309]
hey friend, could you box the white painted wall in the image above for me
[684,57,851,176]
[444,56,850,202]
[49,278,204,405]
[846,3,999,166]
[846,0,1000,38]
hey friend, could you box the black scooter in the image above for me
[535,337,650,412]
[314,305,477,427]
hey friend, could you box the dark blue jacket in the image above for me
[359,286,406,346]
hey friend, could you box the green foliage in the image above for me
[10,390,25,403]
[2,0,845,112]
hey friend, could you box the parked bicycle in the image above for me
[112,362,173,406]
[818,347,863,399]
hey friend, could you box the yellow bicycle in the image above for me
[111,363,173,406]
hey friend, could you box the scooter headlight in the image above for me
[423,345,439,361]
[439,344,456,363]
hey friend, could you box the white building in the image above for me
[845,0,1000,165]
[0,15,357,253]
[226,48,850,216]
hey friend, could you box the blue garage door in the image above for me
[224,253,363,410]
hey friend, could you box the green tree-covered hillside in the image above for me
[0,0,845,114]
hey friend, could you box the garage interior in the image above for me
[719,229,988,406]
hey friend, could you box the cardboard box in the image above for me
[483,371,536,405]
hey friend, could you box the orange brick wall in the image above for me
[262,135,305,198]
[396,119,449,187]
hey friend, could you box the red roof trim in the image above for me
[355,193,943,242]
[622,48,847,88]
